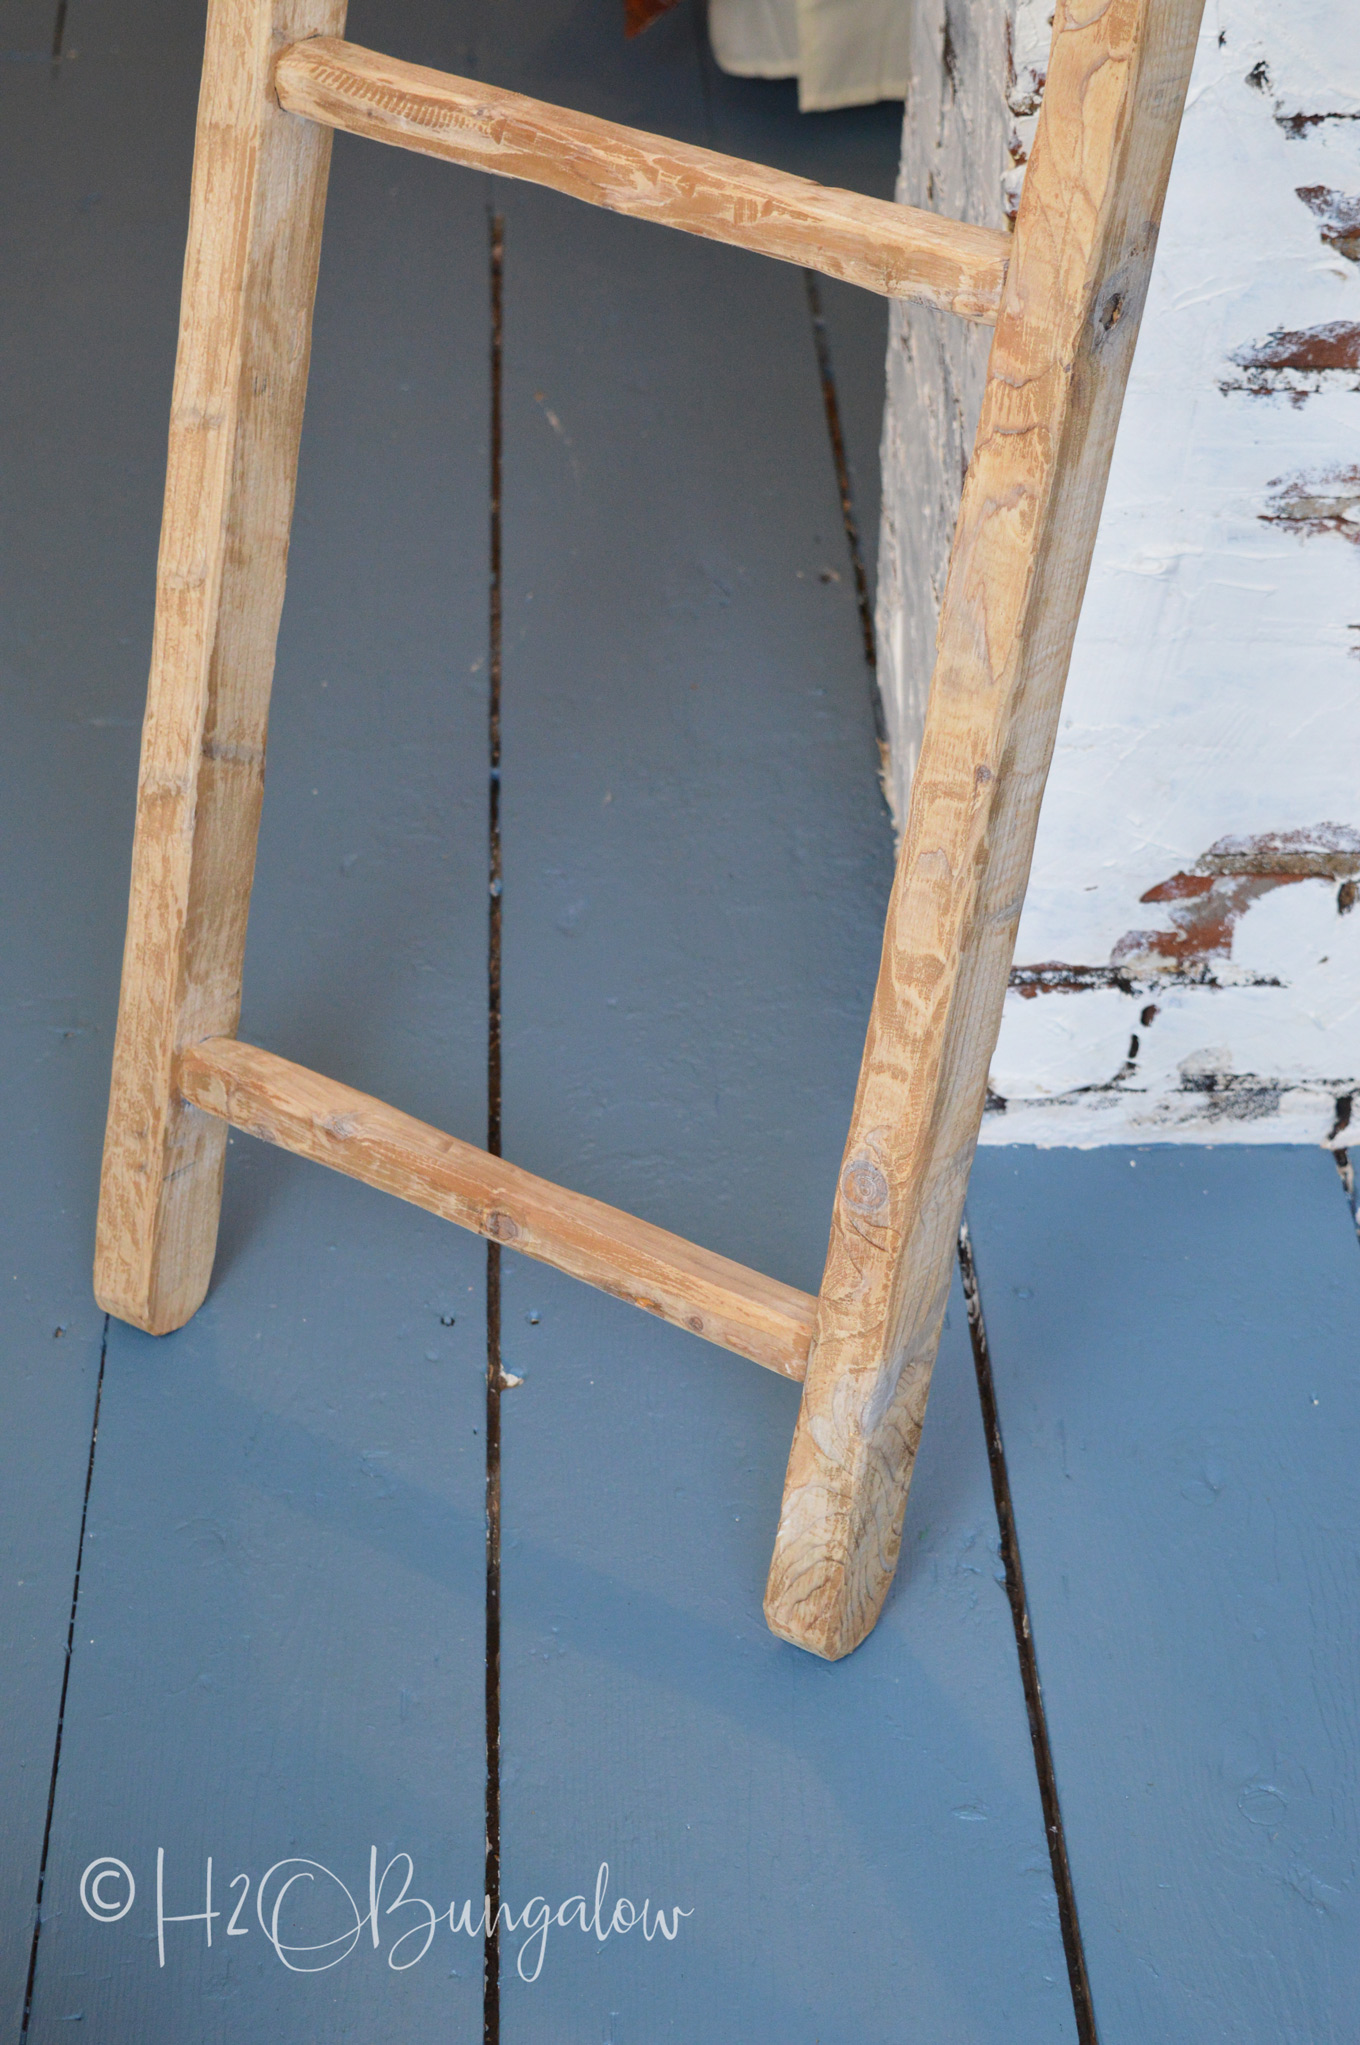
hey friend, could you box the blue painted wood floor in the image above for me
[3,3,1357,2039]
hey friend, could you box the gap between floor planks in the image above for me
[471,203,1095,2042]
[19,128,1093,2045]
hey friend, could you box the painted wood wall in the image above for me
[877,0,1360,1146]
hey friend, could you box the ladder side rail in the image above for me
[94,0,349,1334]
[765,0,1207,1659]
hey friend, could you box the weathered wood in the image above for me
[273,36,1010,320]
[179,1038,815,1378]
[93,0,347,1334]
[766,0,1207,1659]
[874,0,1012,830]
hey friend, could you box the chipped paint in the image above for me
[1296,185,1360,263]
[1005,828,1360,991]
[877,0,1360,1147]
[1262,465,1360,542]
[1112,826,1360,975]
[1222,320,1360,401]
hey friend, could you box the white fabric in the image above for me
[708,0,909,111]
[708,0,800,78]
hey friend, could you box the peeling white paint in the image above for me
[877,0,1360,1147]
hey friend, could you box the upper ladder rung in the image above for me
[274,37,1009,322]
[179,1037,814,1381]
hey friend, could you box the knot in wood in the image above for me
[839,1157,889,1215]
[486,1209,520,1242]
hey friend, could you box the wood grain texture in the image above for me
[873,0,1012,829]
[766,0,1207,1659]
[273,36,1010,318]
[93,0,346,1336]
[180,1038,815,1378]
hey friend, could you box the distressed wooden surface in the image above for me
[19,0,1074,2023]
[490,11,1073,2033]
[275,35,1011,317]
[24,2,490,2036]
[93,0,346,1338]
[18,1,1355,2041]
[873,0,1012,824]
[967,1145,1360,2043]
[181,1037,815,1376]
[766,0,1207,1661]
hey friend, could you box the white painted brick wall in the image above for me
[877,0,1360,1146]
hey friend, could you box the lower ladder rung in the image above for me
[178,1038,813,1381]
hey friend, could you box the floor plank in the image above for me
[967,1146,1360,2045]
[21,2,492,2035]
[0,0,194,2022]
[492,13,1073,2036]
[27,1174,490,2042]
[695,40,899,606]
[496,1262,1075,2041]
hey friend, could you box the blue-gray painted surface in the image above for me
[16,2,1357,2041]
[968,1146,1360,2045]
[17,2,491,2036]
[0,0,194,2024]
[497,1258,1075,2042]
[26,1172,489,2043]
[695,43,898,603]
[491,14,1072,2036]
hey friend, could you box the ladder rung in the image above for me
[274,37,1009,322]
[178,1037,814,1381]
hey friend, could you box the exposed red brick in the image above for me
[1223,322,1360,402]
[1115,876,1299,968]
[1115,827,1360,973]
[1011,827,1360,989]
[1140,872,1217,903]
[1235,322,1360,373]
[1296,185,1360,263]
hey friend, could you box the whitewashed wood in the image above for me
[273,35,1010,318]
[179,1038,816,1377]
[766,0,1207,1659]
[93,0,347,1335]
[873,0,1012,829]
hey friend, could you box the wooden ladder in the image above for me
[95,0,1205,1658]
